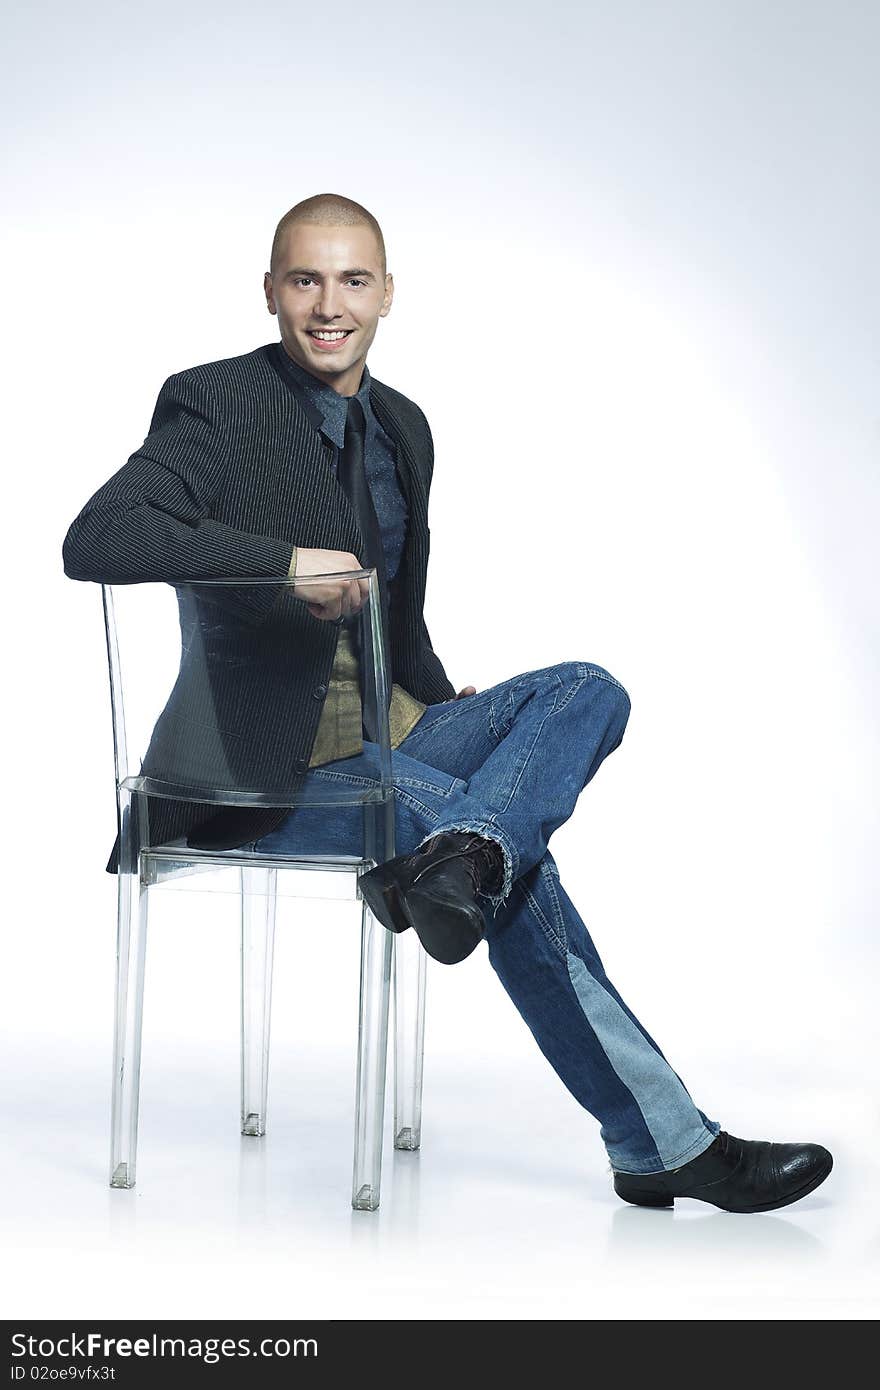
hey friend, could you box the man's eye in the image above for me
[292,277,364,287]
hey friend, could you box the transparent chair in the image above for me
[101,570,427,1211]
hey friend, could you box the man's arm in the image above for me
[414,408,458,702]
[62,369,294,585]
[420,616,457,702]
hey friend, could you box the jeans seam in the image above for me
[307,767,376,789]
[517,874,567,958]
[488,695,505,743]
[496,694,559,813]
[306,764,463,801]
[585,668,631,700]
[550,676,588,717]
[539,857,567,951]
[393,785,443,824]
[395,774,464,797]
[404,688,497,739]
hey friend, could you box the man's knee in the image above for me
[558,660,631,715]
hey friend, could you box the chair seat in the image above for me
[148,834,366,866]
[142,839,370,898]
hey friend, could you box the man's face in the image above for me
[264,222,393,396]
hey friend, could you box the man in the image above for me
[63,193,832,1213]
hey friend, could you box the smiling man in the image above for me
[63,192,833,1213]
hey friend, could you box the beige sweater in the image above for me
[289,547,428,767]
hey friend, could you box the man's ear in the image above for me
[381,272,394,316]
[264,271,276,313]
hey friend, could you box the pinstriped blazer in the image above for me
[62,341,456,873]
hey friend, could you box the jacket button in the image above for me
[312,683,327,699]
[294,757,308,774]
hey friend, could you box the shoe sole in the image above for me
[404,883,484,965]
[615,1153,833,1213]
[358,859,414,935]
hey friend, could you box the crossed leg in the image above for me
[252,661,720,1173]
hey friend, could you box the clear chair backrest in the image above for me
[101,571,392,810]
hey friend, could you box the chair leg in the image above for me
[351,886,394,1211]
[110,790,149,1189]
[240,866,278,1138]
[393,929,427,1150]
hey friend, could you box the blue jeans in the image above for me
[251,661,721,1175]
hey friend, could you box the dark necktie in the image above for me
[335,395,393,742]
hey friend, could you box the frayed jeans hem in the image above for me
[413,818,519,918]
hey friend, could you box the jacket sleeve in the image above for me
[62,369,294,585]
[420,617,456,702]
[417,410,456,702]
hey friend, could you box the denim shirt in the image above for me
[274,346,409,582]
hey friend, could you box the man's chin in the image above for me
[283,334,368,385]
[280,337,344,371]
[306,351,348,370]
[302,334,358,363]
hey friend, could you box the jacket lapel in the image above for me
[368,383,426,519]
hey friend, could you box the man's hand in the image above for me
[293,547,370,621]
[454,685,477,699]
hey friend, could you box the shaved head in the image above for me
[270,193,387,279]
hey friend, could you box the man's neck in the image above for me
[279,338,367,398]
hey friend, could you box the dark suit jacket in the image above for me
[62,341,456,873]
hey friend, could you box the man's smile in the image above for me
[306,329,354,350]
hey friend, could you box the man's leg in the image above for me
[392,662,719,1173]
[249,725,719,1176]
[388,662,831,1203]
[482,848,720,1173]
[485,862,832,1203]
[396,661,632,914]
[253,664,831,1201]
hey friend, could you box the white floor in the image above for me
[2,1023,877,1321]
[3,863,878,1322]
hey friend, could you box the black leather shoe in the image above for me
[612,1130,833,1213]
[358,831,505,965]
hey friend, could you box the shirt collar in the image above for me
[274,341,372,449]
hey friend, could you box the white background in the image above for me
[2,0,877,1320]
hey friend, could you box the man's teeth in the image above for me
[310,331,350,340]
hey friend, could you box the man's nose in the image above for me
[316,282,342,319]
